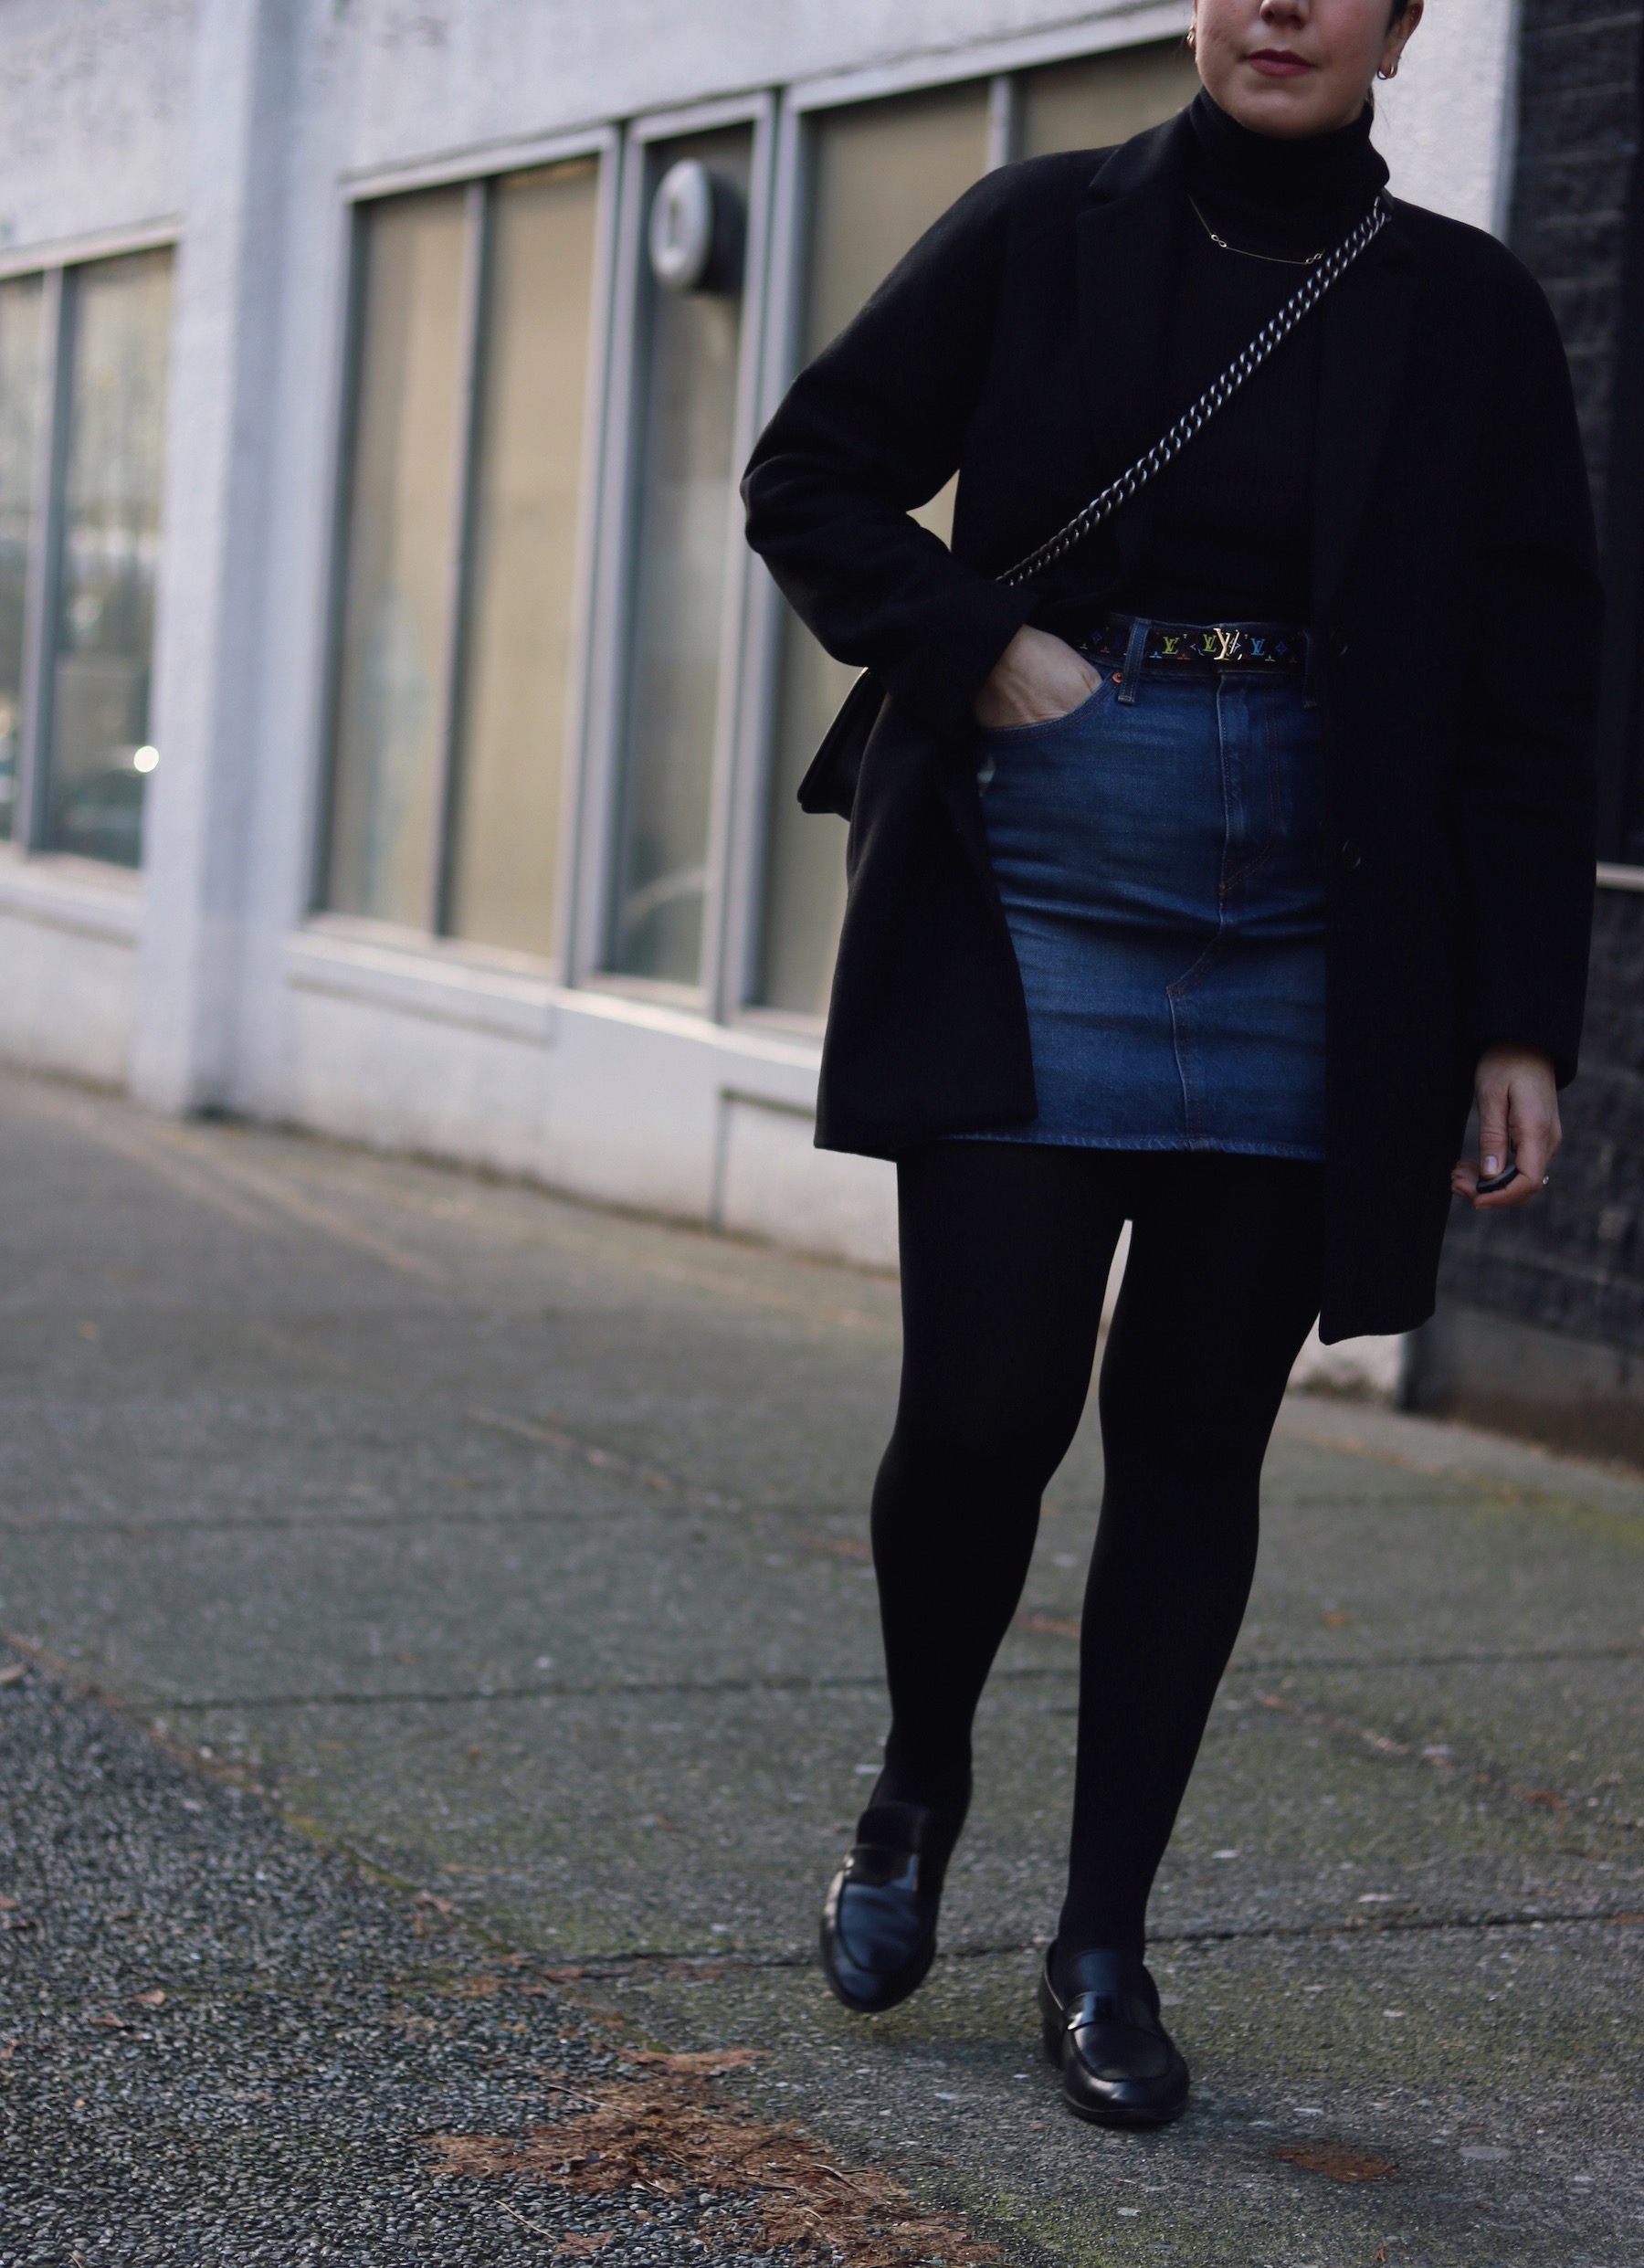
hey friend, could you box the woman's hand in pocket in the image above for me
[974,626,1101,731]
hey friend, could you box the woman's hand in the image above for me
[1450,1044,1561,1209]
[974,626,1101,731]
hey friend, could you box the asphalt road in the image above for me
[1,1068,1640,2266]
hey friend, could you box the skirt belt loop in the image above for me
[1117,617,1150,707]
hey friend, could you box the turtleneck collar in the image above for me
[1187,86,1388,221]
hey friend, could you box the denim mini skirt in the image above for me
[964,661,1327,1160]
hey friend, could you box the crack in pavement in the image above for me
[70,1643,1639,1715]
[465,1407,743,1509]
[363,1905,1644,1984]
[0,1499,877,1536]
[1241,1686,1644,1833]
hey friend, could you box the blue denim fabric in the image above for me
[964,664,1327,1159]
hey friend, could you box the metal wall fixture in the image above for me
[648,158,746,295]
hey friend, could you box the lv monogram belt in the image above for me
[1082,615,1310,670]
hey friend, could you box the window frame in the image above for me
[0,221,178,868]
[312,125,621,972]
[571,91,778,1015]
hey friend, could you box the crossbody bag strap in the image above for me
[996,192,1392,590]
[796,193,1391,819]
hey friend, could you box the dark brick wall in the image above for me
[1438,0,1644,1348]
[1508,0,1644,529]
[1441,887,1644,1348]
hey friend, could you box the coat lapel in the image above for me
[1076,117,1194,574]
[1312,209,1417,618]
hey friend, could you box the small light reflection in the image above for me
[132,745,159,774]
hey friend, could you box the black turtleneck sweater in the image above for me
[1114,90,1389,627]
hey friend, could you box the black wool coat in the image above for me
[741,111,1601,1343]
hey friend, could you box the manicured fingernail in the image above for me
[1483,1156,1500,1175]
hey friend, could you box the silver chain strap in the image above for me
[997,193,1391,590]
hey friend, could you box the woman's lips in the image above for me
[1248,48,1312,78]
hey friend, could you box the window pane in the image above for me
[1017,41,1199,160]
[0,275,44,843]
[758,83,989,1018]
[46,248,172,868]
[448,159,599,959]
[326,188,468,927]
[607,126,753,986]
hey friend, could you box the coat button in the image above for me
[1340,837,1364,871]
[1328,628,1350,659]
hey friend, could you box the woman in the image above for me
[743,0,1599,2127]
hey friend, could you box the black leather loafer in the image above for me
[1038,1942,1190,2126]
[818,1801,955,2014]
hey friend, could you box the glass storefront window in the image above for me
[0,275,44,843]
[1017,41,1199,160]
[757,84,990,1018]
[307,48,1196,988]
[45,248,173,868]
[325,187,469,928]
[606,125,754,987]
[448,159,600,959]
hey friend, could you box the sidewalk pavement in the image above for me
[1,1066,1639,2267]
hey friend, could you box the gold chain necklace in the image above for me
[1187,193,1325,269]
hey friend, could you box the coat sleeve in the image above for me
[1452,253,1601,1088]
[741,167,1040,738]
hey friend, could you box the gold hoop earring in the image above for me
[1186,25,1196,47]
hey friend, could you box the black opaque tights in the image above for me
[869,1142,1325,1960]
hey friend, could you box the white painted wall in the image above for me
[0,0,192,252]
[279,923,901,1270]
[0,857,140,1088]
[1374,0,1522,235]
[336,0,1191,172]
[134,0,303,1116]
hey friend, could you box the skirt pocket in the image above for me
[979,672,1114,744]
[977,674,1115,788]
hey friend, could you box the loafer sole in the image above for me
[1059,2076,1188,2129]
